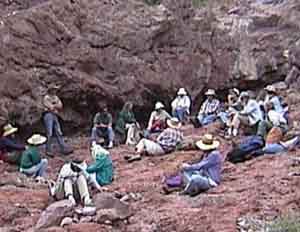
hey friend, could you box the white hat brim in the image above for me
[27,136,47,145]
[3,128,18,137]
[196,140,220,151]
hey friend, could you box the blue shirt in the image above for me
[184,150,222,184]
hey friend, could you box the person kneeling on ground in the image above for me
[125,117,183,162]
[0,124,25,165]
[146,102,171,134]
[180,134,222,196]
[115,101,140,146]
[171,88,191,123]
[48,159,96,215]
[85,142,114,189]
[195,89,220,127]
[20,134,48,179]
[91,104,114,149]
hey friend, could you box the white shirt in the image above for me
[171,96,191,114]
[241,99,263,125]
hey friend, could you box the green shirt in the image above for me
[115,110,136,135]
[93,112,112,126]
[86,154,114,186]
[20,146,41,169]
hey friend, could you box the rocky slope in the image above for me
[0,0,299,129]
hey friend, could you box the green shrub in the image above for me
[269,215,300,232]
[143,0,161,6]
[192,0,208,8]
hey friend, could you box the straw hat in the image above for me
[196,134,220,151]
[3,124,18,137]
[91,142,109,160]
[205,89,216,96]
[155,102,165,110]
[27,134,47,145]
[177,88,187,96]
[167,117,182,129]
[264,85,276,93]
[283,49,289,58]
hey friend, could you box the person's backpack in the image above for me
[226,136,265,163]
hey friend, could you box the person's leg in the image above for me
[125,124,136,145]
[20,166,39,177]
[280,137,300,150]
[136,138,148,153]
[64,179,76,204]
[43,113,54,154]
[263,143,286,154]
[256,120,269,138]
[232,114,241,136]
[175,108,184,122]
[182,174,210,196]
[218,111,229,125]
[91,126,99,143]
[107,127,114,148]
[201,114,217,126]
[143,139,165,156]
[37,159,48,177]
[53,115,69,154]
[77,174,92,206]
[197,113,204,126]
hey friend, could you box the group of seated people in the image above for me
[0,83,299,205]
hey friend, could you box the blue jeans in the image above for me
[91,126,114,144]
[197,114,217,126]
[263,144,285,154]
[43,112,66,153]
[218,112,229,124]
[21,159,48,177]
[182,170,211,195]
[173,107,188,122]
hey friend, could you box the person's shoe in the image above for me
[127,154,142,163]
[75,205,96,216]
[107,141,113,149]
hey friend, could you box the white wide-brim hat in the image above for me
[177,88,187,95]
[155,102,165,110]
[27,134,47,145]
[3,124,18,137]
[205,89,216,96]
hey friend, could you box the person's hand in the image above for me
[68,195,76,205]
[182,163,190,170]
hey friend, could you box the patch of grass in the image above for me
[269,215,300,232]
[192,0,208,8]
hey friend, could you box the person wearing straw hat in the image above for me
[147,102,171,133]
[126,117,183,162]
[0,124,25,165]
[85,142,114,189]
[171,88,191,123]
[48,158,96,216]
[228,91,263,137]
[43,85,73,157]
[263,85,284,114]
[20,134,48,178]
[180,134,222,196]
[195,89,220,127]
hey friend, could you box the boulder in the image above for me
[35,200,74,229]
[94,193,133,222]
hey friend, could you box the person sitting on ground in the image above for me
[256,101,289,139]
[48,159,96,215]
[20,134,48,179]
[85,142,114,189]
[195,89,220,127]
[263,85,285,114]
[218,88,242,131]
[91,104,114,149]
[115,101,139,146]
[126,117,183,162]
[171,88,191,122]
[180,134,222,196]
[262,126,299,154]
[0,124,25,165]
[43,84,73,157]
[228,91,263,137]
[147,102,171,134]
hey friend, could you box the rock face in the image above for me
[0,0,299,129]
[35,200,74,229]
